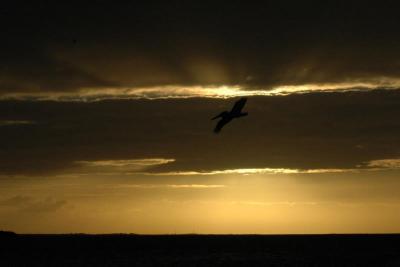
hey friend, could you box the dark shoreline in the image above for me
[2,233,400,266]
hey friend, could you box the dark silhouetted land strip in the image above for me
[1,233,400,266]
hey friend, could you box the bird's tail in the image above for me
[213,127,221,134]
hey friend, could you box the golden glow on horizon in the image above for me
[2,171,400,234]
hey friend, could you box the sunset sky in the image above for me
[2,3,400,233]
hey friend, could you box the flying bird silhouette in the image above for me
[212,97,248,133]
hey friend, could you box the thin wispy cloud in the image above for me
[0,120,36,126]
[2,79,400,101]
[232,201,317,206]
[364,159,400,169]
[167,184,226,189]
[142,168,357,176]
[0,196,67,213]
[70,159,367,177]
[74,158,175,173]
[15,157,400,178]
[77,158,175,168]
[16,158,400,178]
[110,184,226,189]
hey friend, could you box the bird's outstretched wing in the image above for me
[211,112,223,120]
[214,119,229,133]
[230,98,247,113]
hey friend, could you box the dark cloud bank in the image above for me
[1,91,400,176]
[2,3,400,176]
[2,2,400,93]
